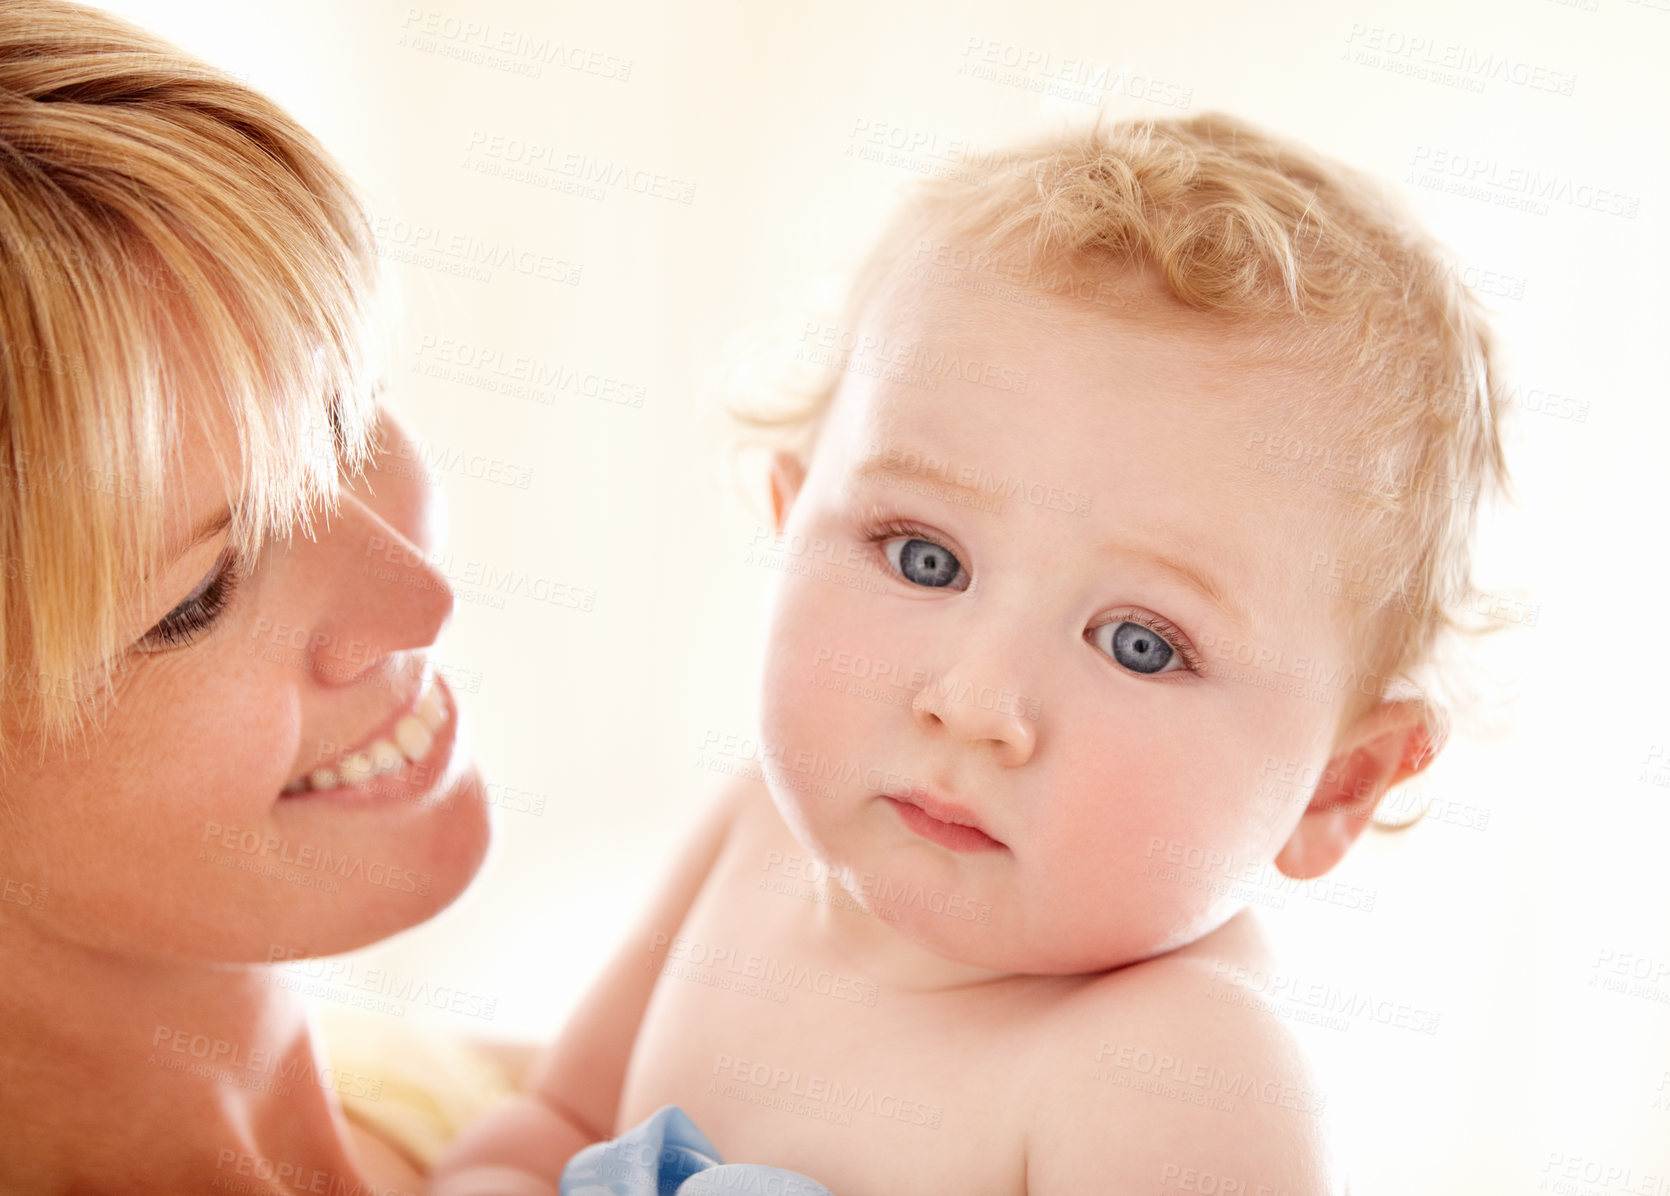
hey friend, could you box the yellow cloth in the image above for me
[319,1007,522,1174]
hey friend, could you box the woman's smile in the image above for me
[280,672,459,804]
[282,668,450,798]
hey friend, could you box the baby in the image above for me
[433,112,1509,1195]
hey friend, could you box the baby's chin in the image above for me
[765,778,1243,977]
[836,863,1231,978]
[890,913,1183,977]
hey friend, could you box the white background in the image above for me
[108,1,1670,1191]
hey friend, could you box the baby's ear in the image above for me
[769,451,807,533]
[1273,699,1443,881]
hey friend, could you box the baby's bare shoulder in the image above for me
[1023,939,1344,1196]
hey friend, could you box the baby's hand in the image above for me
[428,1091,597,1196]
[428,1166,561,1196]
[561,1106,832,1196]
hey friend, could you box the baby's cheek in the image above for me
[767,572,871,718]
[1066,800,1217,932]
[760,585,854,810]
[762,591,824,732]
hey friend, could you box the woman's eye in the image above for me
[139,552,241,651]
[882,537,967,590]
[1090,620,1182,675]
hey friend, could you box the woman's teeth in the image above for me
[283,680,447,795]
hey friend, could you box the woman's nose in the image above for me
[288,491,455,686]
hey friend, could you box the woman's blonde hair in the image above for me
[0,0,384,755]
[733,111,1515,752]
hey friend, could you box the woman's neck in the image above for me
[0,917,415,1195]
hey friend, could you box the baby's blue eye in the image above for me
[884,537,964,589]
[1091,620,1180,675]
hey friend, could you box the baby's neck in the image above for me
[803,869,1020,993]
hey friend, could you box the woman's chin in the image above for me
[338,761,493,948]
[231,762,494,964]
[419,761,495,915]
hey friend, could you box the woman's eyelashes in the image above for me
[139,549,243,651]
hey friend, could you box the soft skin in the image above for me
[0,395,490,1194]
[756,272,1433,982]
[434,269,1436,1195]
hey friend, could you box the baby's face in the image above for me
[758,269,1369,975]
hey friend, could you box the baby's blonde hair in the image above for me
[0,0,384,756]
[735,111,1513,744]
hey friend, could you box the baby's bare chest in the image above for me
[617,864,1036,1194]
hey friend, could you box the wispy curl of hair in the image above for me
[730,111,1514,756]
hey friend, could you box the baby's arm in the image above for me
[429,780,749,1194]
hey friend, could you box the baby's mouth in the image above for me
[280,674,448,795]
[883,789,1007,853]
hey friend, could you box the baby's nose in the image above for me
[909,666,1038,766]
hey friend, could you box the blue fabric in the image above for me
[560,1105,833,1196]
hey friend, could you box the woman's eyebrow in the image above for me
[166,508,234,561]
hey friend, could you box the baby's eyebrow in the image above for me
[853,454,995,507]
[1094,532,1250,632]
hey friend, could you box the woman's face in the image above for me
[0,399,490,964]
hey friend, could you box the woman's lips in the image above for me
[278,674,456,805]
[883,790,1006,853]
